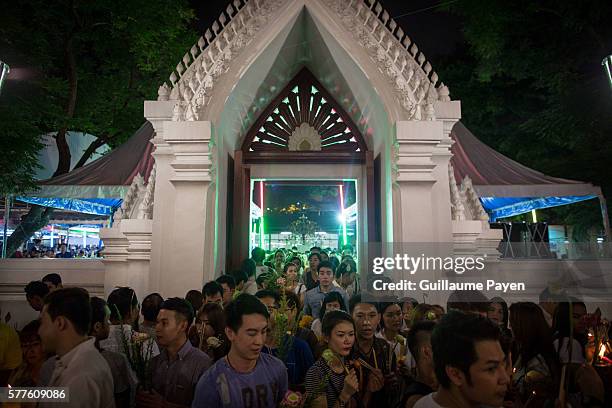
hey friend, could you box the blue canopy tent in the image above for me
[17,122,156,217]
[14,197,121,216]
[450,122,610,237]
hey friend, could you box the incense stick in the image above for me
[357,358,376,371]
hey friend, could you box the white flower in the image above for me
[207,336,222,349]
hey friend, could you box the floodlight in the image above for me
[604,55,612,90]
[0,61,9,96]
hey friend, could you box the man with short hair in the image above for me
[141,293,164,339]
[42,273,63,292]
[103,287,159,357]
[90,297,132,408]
[446,289,489,316]
[255,290,314,387]
[55,243,73,258]
[303,261,349,318]
[202,281,224,306]
[240,258,259,295]
[229,270,248,292]
[216,275,236,306]
[185,290,204,313]
[38,288,115,408]
[192,294,288,407]
[404,320,438,408]
[414,311,510,408]
[251,247,269,278]
[137,298,212,407]
[349,294,397,407]
[24,280,49,312]
[538,288,558,327]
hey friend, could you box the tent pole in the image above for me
[2,195,11,258]
[599,194,612,242]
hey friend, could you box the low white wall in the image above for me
[0,259,105,329]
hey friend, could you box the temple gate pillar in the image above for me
[392,119,454,243]
[145,101,216,297]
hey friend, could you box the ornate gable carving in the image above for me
[114,174,145,222]
[448,162,489,221]
[157,0,289,121]
[321,0,450,120]
[159,0,451,123]
[240,68,367,162]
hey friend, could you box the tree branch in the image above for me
[53,11,80,177]
[74,137,106,169]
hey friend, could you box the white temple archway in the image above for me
[110,0,486,297]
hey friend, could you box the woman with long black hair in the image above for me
[509,302,560,405]
[552,300,588,364]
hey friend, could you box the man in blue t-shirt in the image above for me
[192,294,288,408]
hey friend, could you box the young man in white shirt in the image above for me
[38,287,115,408]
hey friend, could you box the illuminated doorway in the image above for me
[228,68,379,270]
[249,180,358,257]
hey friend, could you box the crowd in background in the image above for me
[1,246,611,407]
[8,240,102,259]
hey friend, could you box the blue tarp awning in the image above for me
[451,122,603,221]
[15,197,121,216]
[480,195,598,221]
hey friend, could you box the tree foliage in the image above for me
[437,0,612,236]
[0,104,42,196]
[0,0,197,254]
[0,0,196,181]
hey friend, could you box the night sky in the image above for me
[189,0,463,59]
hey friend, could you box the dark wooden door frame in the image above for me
[229,157,377,269]
[230,150,252,271]
[228,69,381,269]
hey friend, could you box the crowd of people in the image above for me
[1,247,611,407]
[9,241,102,259]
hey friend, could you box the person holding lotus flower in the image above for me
[349,294,398,407]
[376,300,413,407]
[305,310,360,408]
[376,300,413,370]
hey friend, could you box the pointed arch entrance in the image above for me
[229,68,379,269]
